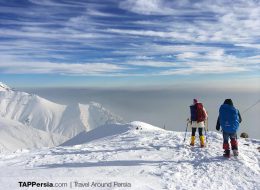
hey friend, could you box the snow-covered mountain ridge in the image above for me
[0,121,259,190]
[0,82,11,92]
[0,117,68,152]
[0,82,123,151]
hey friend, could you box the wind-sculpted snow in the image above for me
[62,121,164,146]
[0,122,259,190]
[61,124,131,146]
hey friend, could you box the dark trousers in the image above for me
[223,132,238,151]
[191,128,203,136]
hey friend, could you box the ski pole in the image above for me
[183,119,189,143]
[204,127,208,143]
[205,118,208,143]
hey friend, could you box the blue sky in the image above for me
[0,0,259,88]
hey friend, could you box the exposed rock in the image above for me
[240,132,249,138]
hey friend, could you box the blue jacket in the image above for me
[219,104,240,133]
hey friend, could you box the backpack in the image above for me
[196,103,206,122]
[190,103,206,122]
[219,104,239,133]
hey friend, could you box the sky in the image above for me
[0,0,259,88]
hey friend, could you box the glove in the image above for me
[216,125,220,131]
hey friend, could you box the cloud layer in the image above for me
[0,0,259,77]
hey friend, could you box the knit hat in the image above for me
[224,99,233,106]
[193,99,198,104]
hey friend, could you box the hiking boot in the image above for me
[200,135,205,148]
[223,150,231,158]
[233,149,239,157]
[190,136,195,146]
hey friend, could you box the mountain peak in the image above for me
[0,87,123,142]
[0,82,11,92]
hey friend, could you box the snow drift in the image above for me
[62,121,164,146]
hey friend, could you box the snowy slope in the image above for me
[0,82,122,139]
[0,117,68,152]
[0,90,66,132]
[0,121,259,190]
[0,82,11,92]
[62,121,164,146]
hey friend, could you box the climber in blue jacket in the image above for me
[216,99,242,158]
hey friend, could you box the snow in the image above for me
[0,88,122,140]
[0,117,68,152]
[0,121,259,190]
[0,82,122,152]
[0,82,11,92]
[62,121,164,146]
[61,123,132,146]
